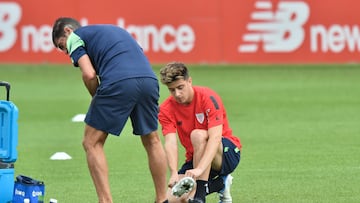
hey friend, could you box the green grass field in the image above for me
[1,63,360,203]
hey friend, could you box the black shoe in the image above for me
[154,200,168,203]
[188,198,204,203]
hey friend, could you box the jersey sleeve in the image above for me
[202,91,224,128]
[158,100,177,136]
[67,32,86,67]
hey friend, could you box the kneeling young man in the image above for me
[158,62,242,203]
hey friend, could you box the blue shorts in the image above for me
[178,137,241,179]
[85,77,159,136]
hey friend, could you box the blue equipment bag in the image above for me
[0,162,15,203]
[13,175,45,203]
[0,81,18,163]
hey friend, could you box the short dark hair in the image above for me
[52,17,81,46]
[160,62,190,84]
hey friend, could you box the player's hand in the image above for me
[185,168,203,179]
[168,173,179,188]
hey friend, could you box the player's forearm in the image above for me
[164,133,179,174]
[78,54,98,96]
[83,76,99,97]
[165,143,178,175]
[198,136,221,173]
[196,126,222,173]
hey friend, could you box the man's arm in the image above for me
[78,54,99,97]
[186,125,223,178]
[164,132,179,187]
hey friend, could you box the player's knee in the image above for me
[82,136,96,152]
[190,129,208,145]
[82,138,90,152]
[82,132,107,152]
[141,131,161,147]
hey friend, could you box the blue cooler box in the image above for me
[0,96,19,163]
[0,81,18,203]
[0,163,15,203]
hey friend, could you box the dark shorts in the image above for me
[178,137,241,179]
[85,77,159,136]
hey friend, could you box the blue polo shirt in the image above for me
[67,25,156,87]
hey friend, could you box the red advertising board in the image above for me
[0,0,359,64]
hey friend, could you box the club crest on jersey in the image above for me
[196,113,205,124]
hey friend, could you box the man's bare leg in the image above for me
[141,131,168,203]
[82,125,112,203]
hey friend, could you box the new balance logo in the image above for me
[239,0,310,53]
